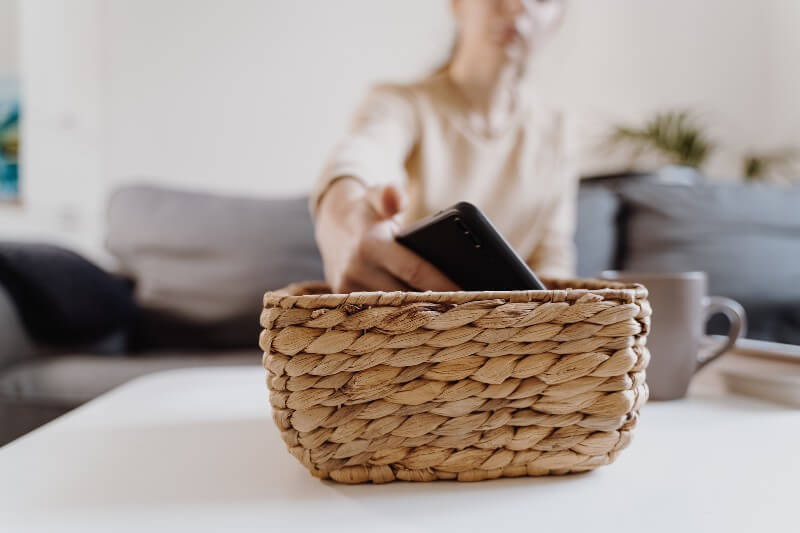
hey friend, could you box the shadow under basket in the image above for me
[260,278,651,484]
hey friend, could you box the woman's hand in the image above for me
[315,178,459,293]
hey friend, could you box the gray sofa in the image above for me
[1,174,798,445]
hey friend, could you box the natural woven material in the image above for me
[260,278,651,484]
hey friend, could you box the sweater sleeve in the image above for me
[525,177,578,279]
[310,85,419,216]
[526,113,579,279]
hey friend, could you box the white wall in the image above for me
[764,1,800,148]
[3,0,800,260]
[534,0,774,176]
[0,0,104,257]
[0,0,18,75]
[102,0,452,197]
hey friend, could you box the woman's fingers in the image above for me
[318,180,456,293]
[367,237,460,292]
[366,184,408,219]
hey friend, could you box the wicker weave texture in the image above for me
[261,279,651,484]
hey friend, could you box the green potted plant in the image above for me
[741,148,800,182]
[607,110,715,171]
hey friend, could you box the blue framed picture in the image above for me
[0,77,19,202]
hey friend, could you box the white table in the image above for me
[1,358,798,533]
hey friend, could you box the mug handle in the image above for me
[696,296,747,371]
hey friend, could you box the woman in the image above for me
[313,0,575,293]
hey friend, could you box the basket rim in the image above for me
[263,278,648,308]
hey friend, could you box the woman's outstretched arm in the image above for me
[316,179,457,293]
[312,87,457,293]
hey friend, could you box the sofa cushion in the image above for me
[618,181,800,343]
[0,243,135,347]
[575,183,620,277]
[106,185,324,348]
[573,168,702,278]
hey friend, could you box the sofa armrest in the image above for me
[0,285,42,370]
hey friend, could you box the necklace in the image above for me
[444,71,522,138]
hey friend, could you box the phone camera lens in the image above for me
[454,216,481,248]
[454,217,469,233]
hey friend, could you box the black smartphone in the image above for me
[396,202,546,291]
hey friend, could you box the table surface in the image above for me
[1,356,798,533]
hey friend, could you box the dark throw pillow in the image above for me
[0,243,135,346]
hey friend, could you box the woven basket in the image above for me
[260,278,651,484]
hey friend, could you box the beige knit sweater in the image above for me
[313,73,579,278]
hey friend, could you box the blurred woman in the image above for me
[313,0,575,292]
